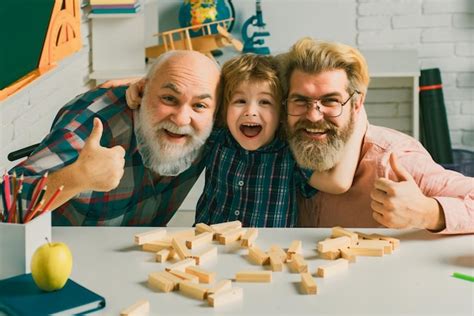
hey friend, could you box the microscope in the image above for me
[241,0,270,54]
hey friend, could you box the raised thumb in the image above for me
[85,117,103,148]
[389,152,413,182]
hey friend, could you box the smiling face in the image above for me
[226,80,280,151]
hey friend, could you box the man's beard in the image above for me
[135,102,213,176]
[287,112,355,172]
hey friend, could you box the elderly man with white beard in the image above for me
[6,51,220,226]
[282,38,473,234]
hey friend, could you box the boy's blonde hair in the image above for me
[216,54,283,127]
[278,37,370,100]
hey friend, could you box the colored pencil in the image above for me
[24,199,45,223]
[28,172,48,211]
[3,172,11,212]
[17,186,23,224]
[40,185,64,214]
[452,272,474,282]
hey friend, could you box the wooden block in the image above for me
[355,239,392,254]
[370,233,400,250]
[300,273,317,295]
[248,245,270,265]
[165,258,196,272]
[354,231,376,240]
[218,228,246,245]
[148,271,179,292]
[340,248,357,263]
[316,258,349,278]
[207,280,232,295]
[208,287,243,307]
[186,231,213,249]
[179,281,208,300]
[121,299,150,316]
[135,229,166,245]
[172,238,192,259]
[269,252,283,272]
[164,229,196,242]
[348,247,384,257]
[185,266,216,284]
[210,220,242,232]
[287,240,302,260]
[318,249,341,260]
[168,270,200,283]
[192,246,218,265]
[317,236,351,253]
[288,254,308,273]
[235,271,272,283]
[268,244,287,262]
[241,228,258,247]
[142,240,171,253]
[331,226,358,243]
[195,223,214,234]
[155,248,176,263]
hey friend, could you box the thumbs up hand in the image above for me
[75,118,126,192]
[370,153,444,230]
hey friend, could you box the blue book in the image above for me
[0,273,106,315]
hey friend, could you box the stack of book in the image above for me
[90,0,141,14]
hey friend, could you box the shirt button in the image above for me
[238,180,244,186]
[234,210,240,216]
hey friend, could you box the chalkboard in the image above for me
[0,0,55,90]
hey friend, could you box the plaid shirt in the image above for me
[195,128,317,227]
[8,87,204,226]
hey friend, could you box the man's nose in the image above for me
[170,104,192,126]
[304,105,325,122]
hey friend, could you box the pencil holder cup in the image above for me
[0,212,51,280]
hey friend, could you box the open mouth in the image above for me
[302,127,329,139]
[164,129,187,139]
[239,123,262,138]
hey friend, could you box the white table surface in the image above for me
[53,227,474,315]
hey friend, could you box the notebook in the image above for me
[0,273,106,315]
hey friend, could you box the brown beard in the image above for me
[288,111,355,172]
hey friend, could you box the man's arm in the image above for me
[308,108,367,194]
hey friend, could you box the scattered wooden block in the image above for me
[186,231,213,249]
[331,227,358,243]
[354,231,376,240]
[168,270,200,283]
[210,220,242,232]
[316,258,349,278]
[195,223,214,234]
[235,271,272,283]
[185,266,216,284]
[340,248,356,263]
[318,249,341,260]
[207,280,232,295]
[268,244,287,262]
[121,299,150,316]
[370,233,400,250]
[172,238,192,259]
[135,229,166,245]
[142,240,172,253]
[192,246,217,265]
[269,252,283,272]
[355,239,392,254]
[148,271,180,292]
[165,258,196,272]
[300,272,317,295]
[287,240,302,260]
[208,287,243,307]
[317,236,351,253]
[288,254,308,273]
[241,228,258,247]
[348,247,384,257]
[248,245,270,265]
[155,248,176,263]
[218,228,246,245]
[164,230,196,243]
[179,281,208,300]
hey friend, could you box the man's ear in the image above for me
[353,91,366,114]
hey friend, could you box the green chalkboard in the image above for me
[0,0,55,90]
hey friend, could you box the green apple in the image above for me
[30,239,73,292]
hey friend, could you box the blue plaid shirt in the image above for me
[196,128,318,227]
[8,87,204,226]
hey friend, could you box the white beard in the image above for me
[134,104,212,176]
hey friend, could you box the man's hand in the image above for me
[74,118,126,192]
[126,78,146,109]
[370,153,445,230]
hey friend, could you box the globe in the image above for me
[178,0,235,37]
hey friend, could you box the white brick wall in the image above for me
[0,5,92,171]
[357,0,474,151]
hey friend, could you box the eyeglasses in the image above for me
[284,90,360,117]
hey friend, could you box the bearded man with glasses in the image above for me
[278,38,473,234]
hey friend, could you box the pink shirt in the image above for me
[298,124,474,234]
